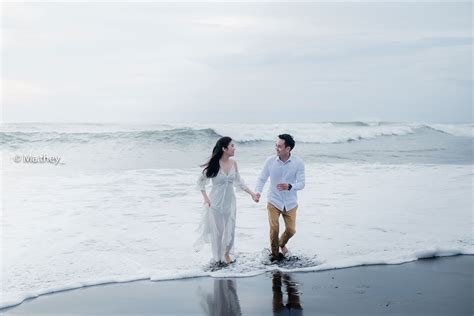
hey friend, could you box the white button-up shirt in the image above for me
[255,154,305,212]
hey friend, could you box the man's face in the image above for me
[223,141,236,157]
[275,139,290,156]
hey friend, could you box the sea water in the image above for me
[1,122,472,308]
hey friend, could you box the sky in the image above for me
[1,1,472,123]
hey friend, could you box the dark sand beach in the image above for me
[1,255,472,315]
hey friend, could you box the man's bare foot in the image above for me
[270,252,285,262]
[280,246,288,255]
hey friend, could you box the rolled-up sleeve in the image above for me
[255,158,271,194]
[291,161,305,191]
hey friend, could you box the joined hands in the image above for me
[252,192,260,203]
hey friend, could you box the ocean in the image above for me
[1,122,472,308]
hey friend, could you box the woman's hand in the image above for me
[203,197,211,207]
[251,192,260,203]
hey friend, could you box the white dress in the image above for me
[195,163,248,262]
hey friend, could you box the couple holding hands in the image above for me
[196,134,305,265]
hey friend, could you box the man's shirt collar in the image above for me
[276,153,292,163]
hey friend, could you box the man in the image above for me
[254,134,305,262]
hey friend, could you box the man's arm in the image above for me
[255,158,270,194]
[291,161,305,191]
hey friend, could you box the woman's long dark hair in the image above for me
[201,136,232,178]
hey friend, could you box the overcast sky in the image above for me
[1,1,472,123]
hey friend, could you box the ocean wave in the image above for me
[0,122,471,146]
[331,121,371,127]
[212,123,471,143]
[0,128,221,146]
[425,123,473,138]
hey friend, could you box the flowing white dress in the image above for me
[195,163,248,262]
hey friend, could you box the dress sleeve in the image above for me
[234,162,249,191]
[197,173,210,191]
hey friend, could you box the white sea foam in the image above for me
[1,163,472,309]
[207,122,419,143]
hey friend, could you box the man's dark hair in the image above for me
[278,134,295,151]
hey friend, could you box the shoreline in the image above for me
[1,254,472,315]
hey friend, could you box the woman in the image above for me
[196,136,257,265]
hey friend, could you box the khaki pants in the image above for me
[267,203,297,257]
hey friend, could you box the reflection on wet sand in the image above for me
[197,272,303,316]
[198,279,242,316]
[272,271,303,315]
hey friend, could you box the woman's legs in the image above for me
[223,212,235,264]
[210,210,225,262]
[211,209,235,264]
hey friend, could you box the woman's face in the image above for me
[223,141,236,157]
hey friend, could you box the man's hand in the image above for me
[253,192,261,203]
[203,197,211,207]
[277,183,290,191]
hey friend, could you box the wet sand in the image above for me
[1,255,472,315]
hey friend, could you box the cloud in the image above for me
[1,2,472,123]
